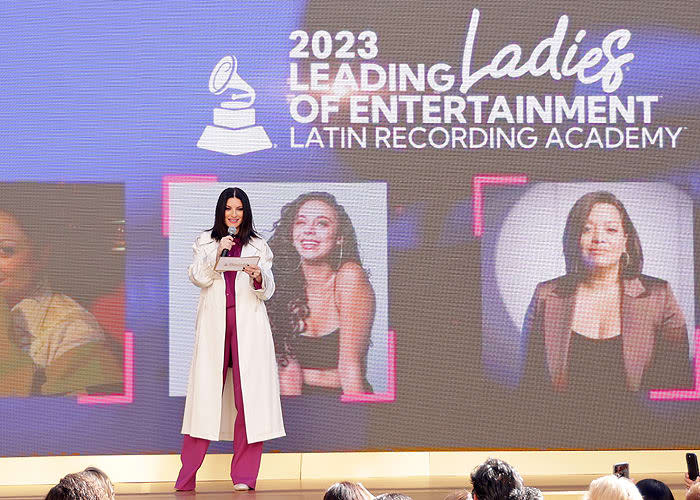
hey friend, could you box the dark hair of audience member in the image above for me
[375,494,413,500]
[636,479,674,500]
[470,458,524,500]
[522,487,544,500]
[324,481,373,500]
[44,472,107,500]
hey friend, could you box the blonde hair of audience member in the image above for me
[585,475,643,500]
[324,481,375,500]
[45,471,109,500]
[687,482,700,500]
[82,467,114,500]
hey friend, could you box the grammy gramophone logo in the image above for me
[197,55,272,156]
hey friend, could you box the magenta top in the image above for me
[224,237,261,308]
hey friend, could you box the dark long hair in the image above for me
[470,458,524,500]
[209,187,259,246]
[267,192,362,363]
[635,479,673,500]
[562,191,643,279]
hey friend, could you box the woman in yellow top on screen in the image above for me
[522,190,691,393]
[268,192,375,395]
[0,195,121,396]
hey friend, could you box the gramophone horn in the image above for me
[208,55,255,109]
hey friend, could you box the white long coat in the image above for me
[180,231,285,443]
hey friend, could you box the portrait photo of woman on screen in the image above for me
[0,184,123,397]
[521,190,692,395]
[267,192,376,396]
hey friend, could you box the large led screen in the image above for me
[1,1,699,456]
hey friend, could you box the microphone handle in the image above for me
[221,231,236,257]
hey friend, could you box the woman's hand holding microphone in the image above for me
[217,236,235,256]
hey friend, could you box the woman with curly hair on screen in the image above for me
[267,192,375,396]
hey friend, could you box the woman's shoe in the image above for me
[233,483,251,491]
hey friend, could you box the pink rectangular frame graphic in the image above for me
[649,327,700,400]
[472,174,528,237]
[162,175,218,237]
[341,330,396,403]
[474,175,699,402]
[163,176,394,404]
[77,331,134,405]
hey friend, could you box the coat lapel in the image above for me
[620,277,653,391]
[543,286,575,391]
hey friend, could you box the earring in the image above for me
[571,258,580,275]
[334,239,344,269]
[621,252,630,268]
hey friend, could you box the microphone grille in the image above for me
[228,226,238,236]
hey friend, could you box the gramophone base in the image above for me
[197,125,272,156]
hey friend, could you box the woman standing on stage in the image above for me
[176,187,285,492]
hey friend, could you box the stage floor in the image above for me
[0,474,687,499]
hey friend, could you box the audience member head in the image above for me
[44,471,108,500]
[324,481,375,500]
[522,487,544,500]
[470,458,524,500]
[375,494,413,500]
[585,475,643,500]
[635,479,674,500]
[444,489,471,500]
[82,467,114,500]
[686,482,700,500]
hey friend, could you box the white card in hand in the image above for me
[215,256,260,272]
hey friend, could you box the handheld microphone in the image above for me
[221,226,238,257]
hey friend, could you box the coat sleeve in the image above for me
[188,235,221,288]
[521,283,549,390]
[644,283,693,389]
[250,240,275,301]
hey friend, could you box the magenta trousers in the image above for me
[175,306,264,490]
